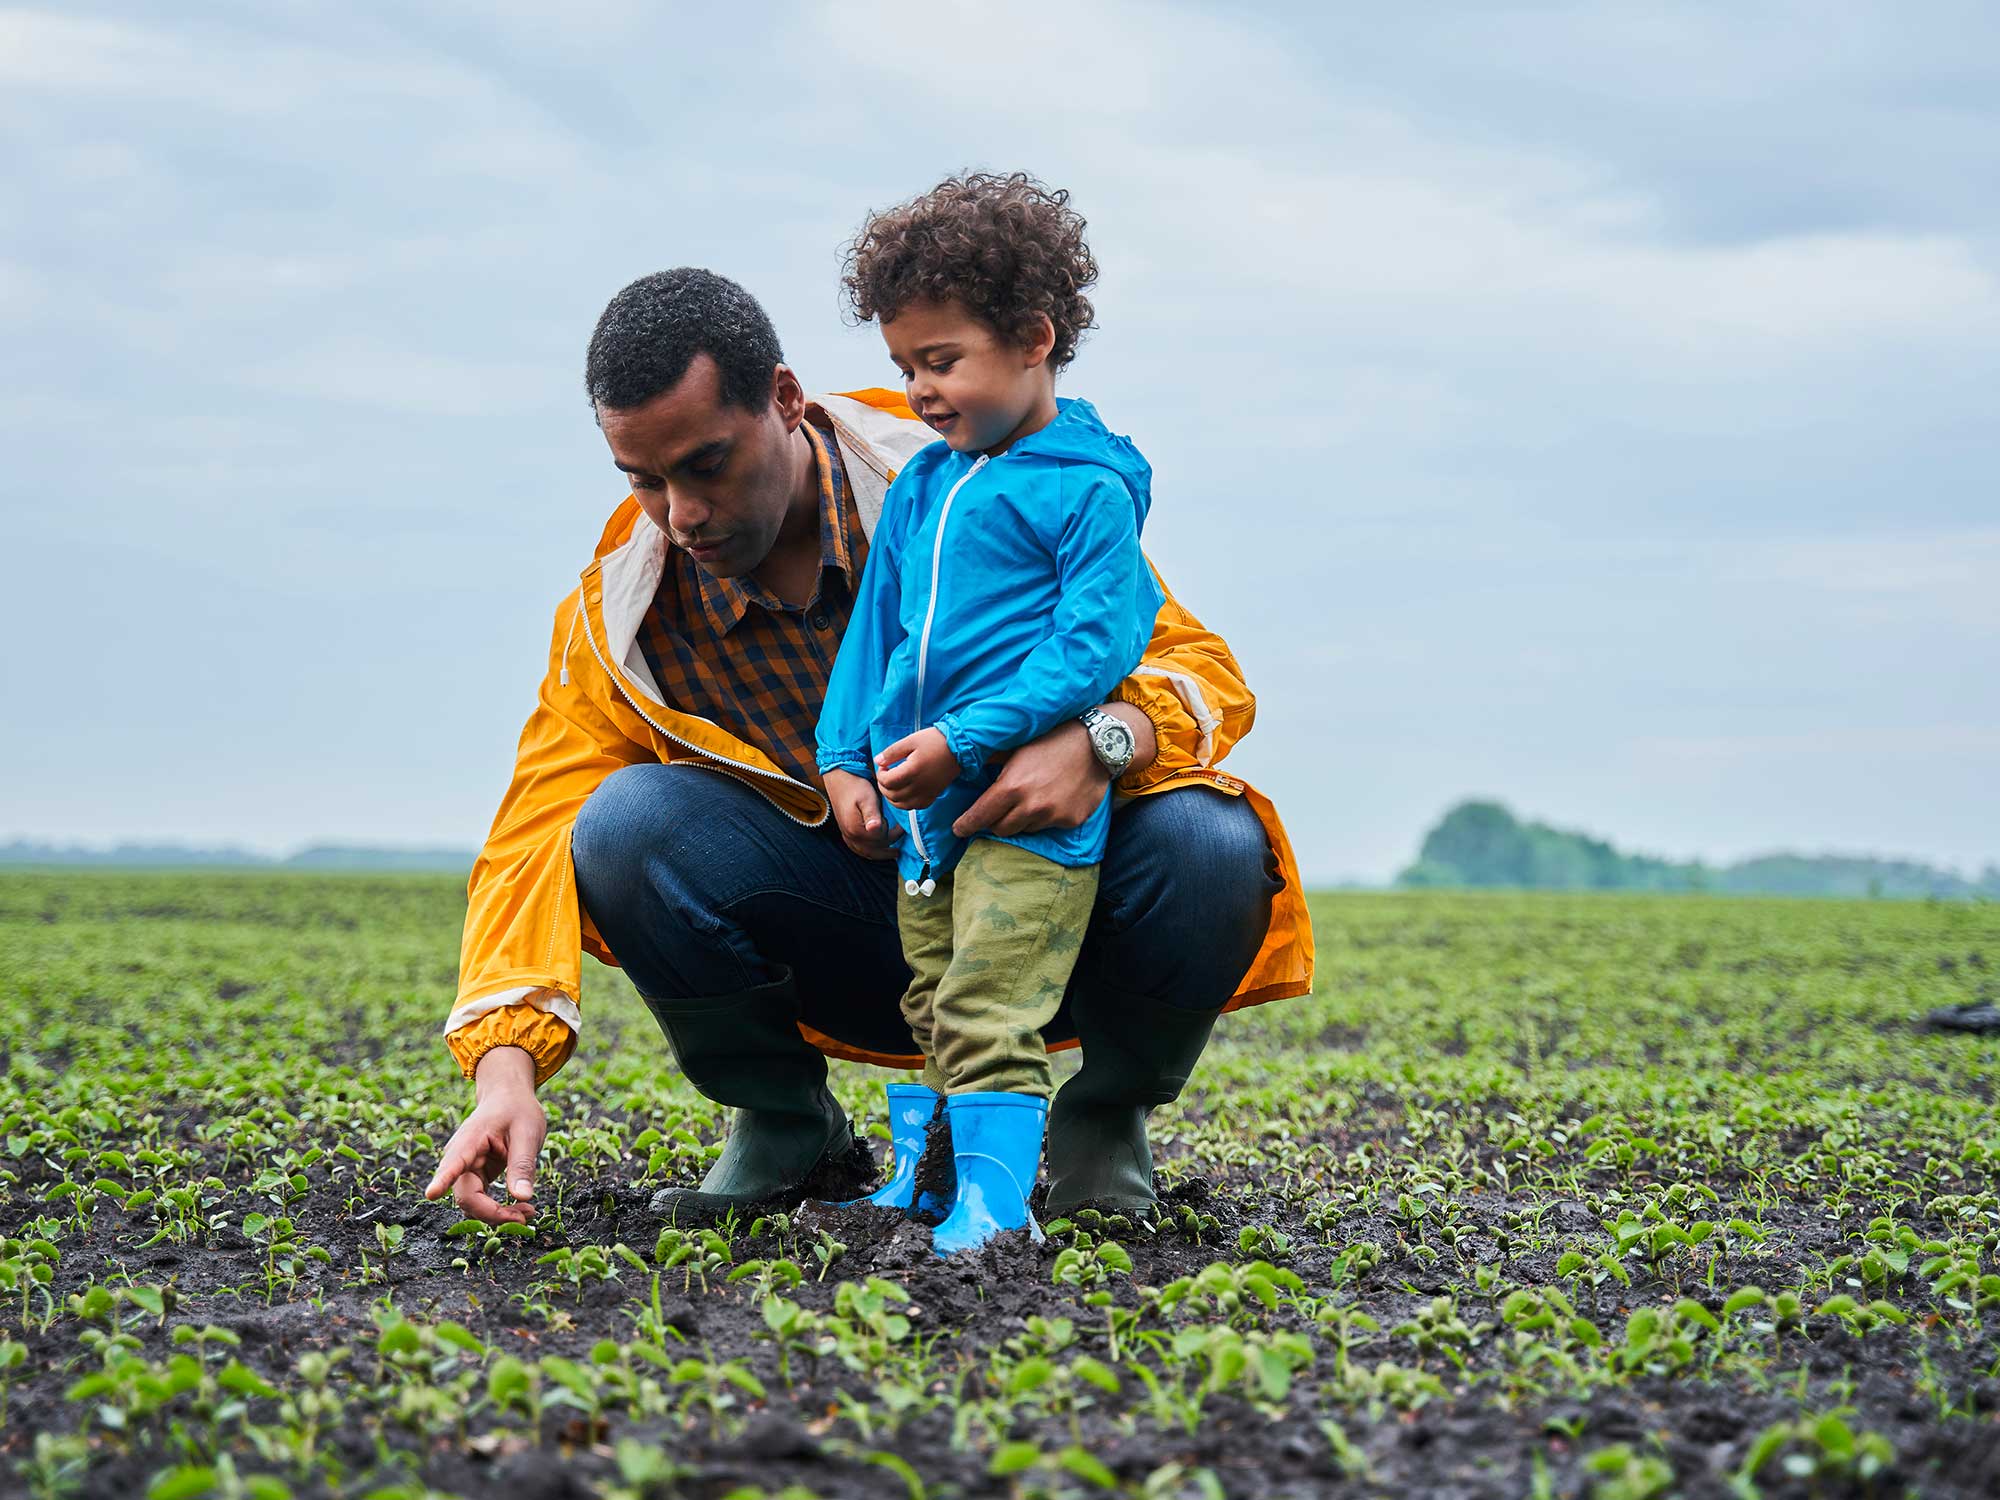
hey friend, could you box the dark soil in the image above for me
[9,1105,1999,1500]
[10,881,2000,1498]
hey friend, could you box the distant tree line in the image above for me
[0,841,473,872]
[1399,801,2000,899]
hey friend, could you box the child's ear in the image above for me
[1020,314,1057,370]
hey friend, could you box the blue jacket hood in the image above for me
[1010,398,1153,525]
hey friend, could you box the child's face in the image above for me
[881,299,1055,456]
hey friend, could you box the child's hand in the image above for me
[824,769,900,861]
[875,728,960,810]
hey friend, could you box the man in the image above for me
[424,269,1314,1228]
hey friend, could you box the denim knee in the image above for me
[1087,788,1280,1011]
[570,764,759,993]
[570,763,669,894]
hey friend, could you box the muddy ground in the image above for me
[9,1106,1999,1498]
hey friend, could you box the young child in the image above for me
[816,172,1165,1255]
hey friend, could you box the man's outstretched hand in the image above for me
[424,1045,545,1225]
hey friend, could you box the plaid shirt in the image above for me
[635,415,869,789]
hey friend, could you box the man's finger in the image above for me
[982,794,1050,837]
[423,1156,458,1201]
[425,1132,487,1200]
[953,783,1010,838]
[988,803,1032,836]
[452,1172,529,1226]
[506,1133,541,1204]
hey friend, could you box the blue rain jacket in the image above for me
[816,398,1167,883]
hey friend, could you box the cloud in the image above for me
[801,0,1999,368]
[0,258,40,317]
[2,1,1997,876]
[0,6,598,185]
[1629,726,2000,767]
[151,236,465,302]
[239,338,563,417]
[1725,527,2000,629]
[0,8,469,114]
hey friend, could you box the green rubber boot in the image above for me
[646,972,875,1224]
[1044,984,1220,1217]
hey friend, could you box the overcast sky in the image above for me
[2,1,1995,882]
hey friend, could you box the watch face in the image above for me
[1095,720,1134,763]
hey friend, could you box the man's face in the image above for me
[883,298,1049,456]
[598,354,804,578]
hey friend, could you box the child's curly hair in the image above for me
[842,172,1099,369]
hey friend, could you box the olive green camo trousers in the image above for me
[897,838,1100,1098]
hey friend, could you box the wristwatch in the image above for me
[1078,706,1137,779]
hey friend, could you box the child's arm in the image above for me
[931,471,1167,776]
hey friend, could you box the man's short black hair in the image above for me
[584,268,784,412]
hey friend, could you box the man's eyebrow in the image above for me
[674,440,729,470]
[612,439,729,477]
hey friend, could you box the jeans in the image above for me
[572,764,1280,1060]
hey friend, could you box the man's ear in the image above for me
[771,363,807,430]
[1020,314,1057,371]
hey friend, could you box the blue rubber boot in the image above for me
[931,1092,1048,1257]
[840,1082,945,1213]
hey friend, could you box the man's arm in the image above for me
[952,560,1251,838]
[1106,563,1255,786]
[445,592,655,1084]
[426,590,657,1223]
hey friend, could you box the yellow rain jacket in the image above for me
[445,391,1314,1084]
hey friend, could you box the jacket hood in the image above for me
[1010,398,1153,523]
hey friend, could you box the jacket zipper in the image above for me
[576,589,826,828]
[904,453,989,895]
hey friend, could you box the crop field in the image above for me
[2,874,1998,1499]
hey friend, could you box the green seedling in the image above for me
[1732,1409,1895,1497]
[1584,1443,1674,1500]
[535,1242,619,1300]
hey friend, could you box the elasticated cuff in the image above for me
[815,747,873,778]
[932,713,986,777]
[444,1004,576,1086]
[1106,687,1183,793]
